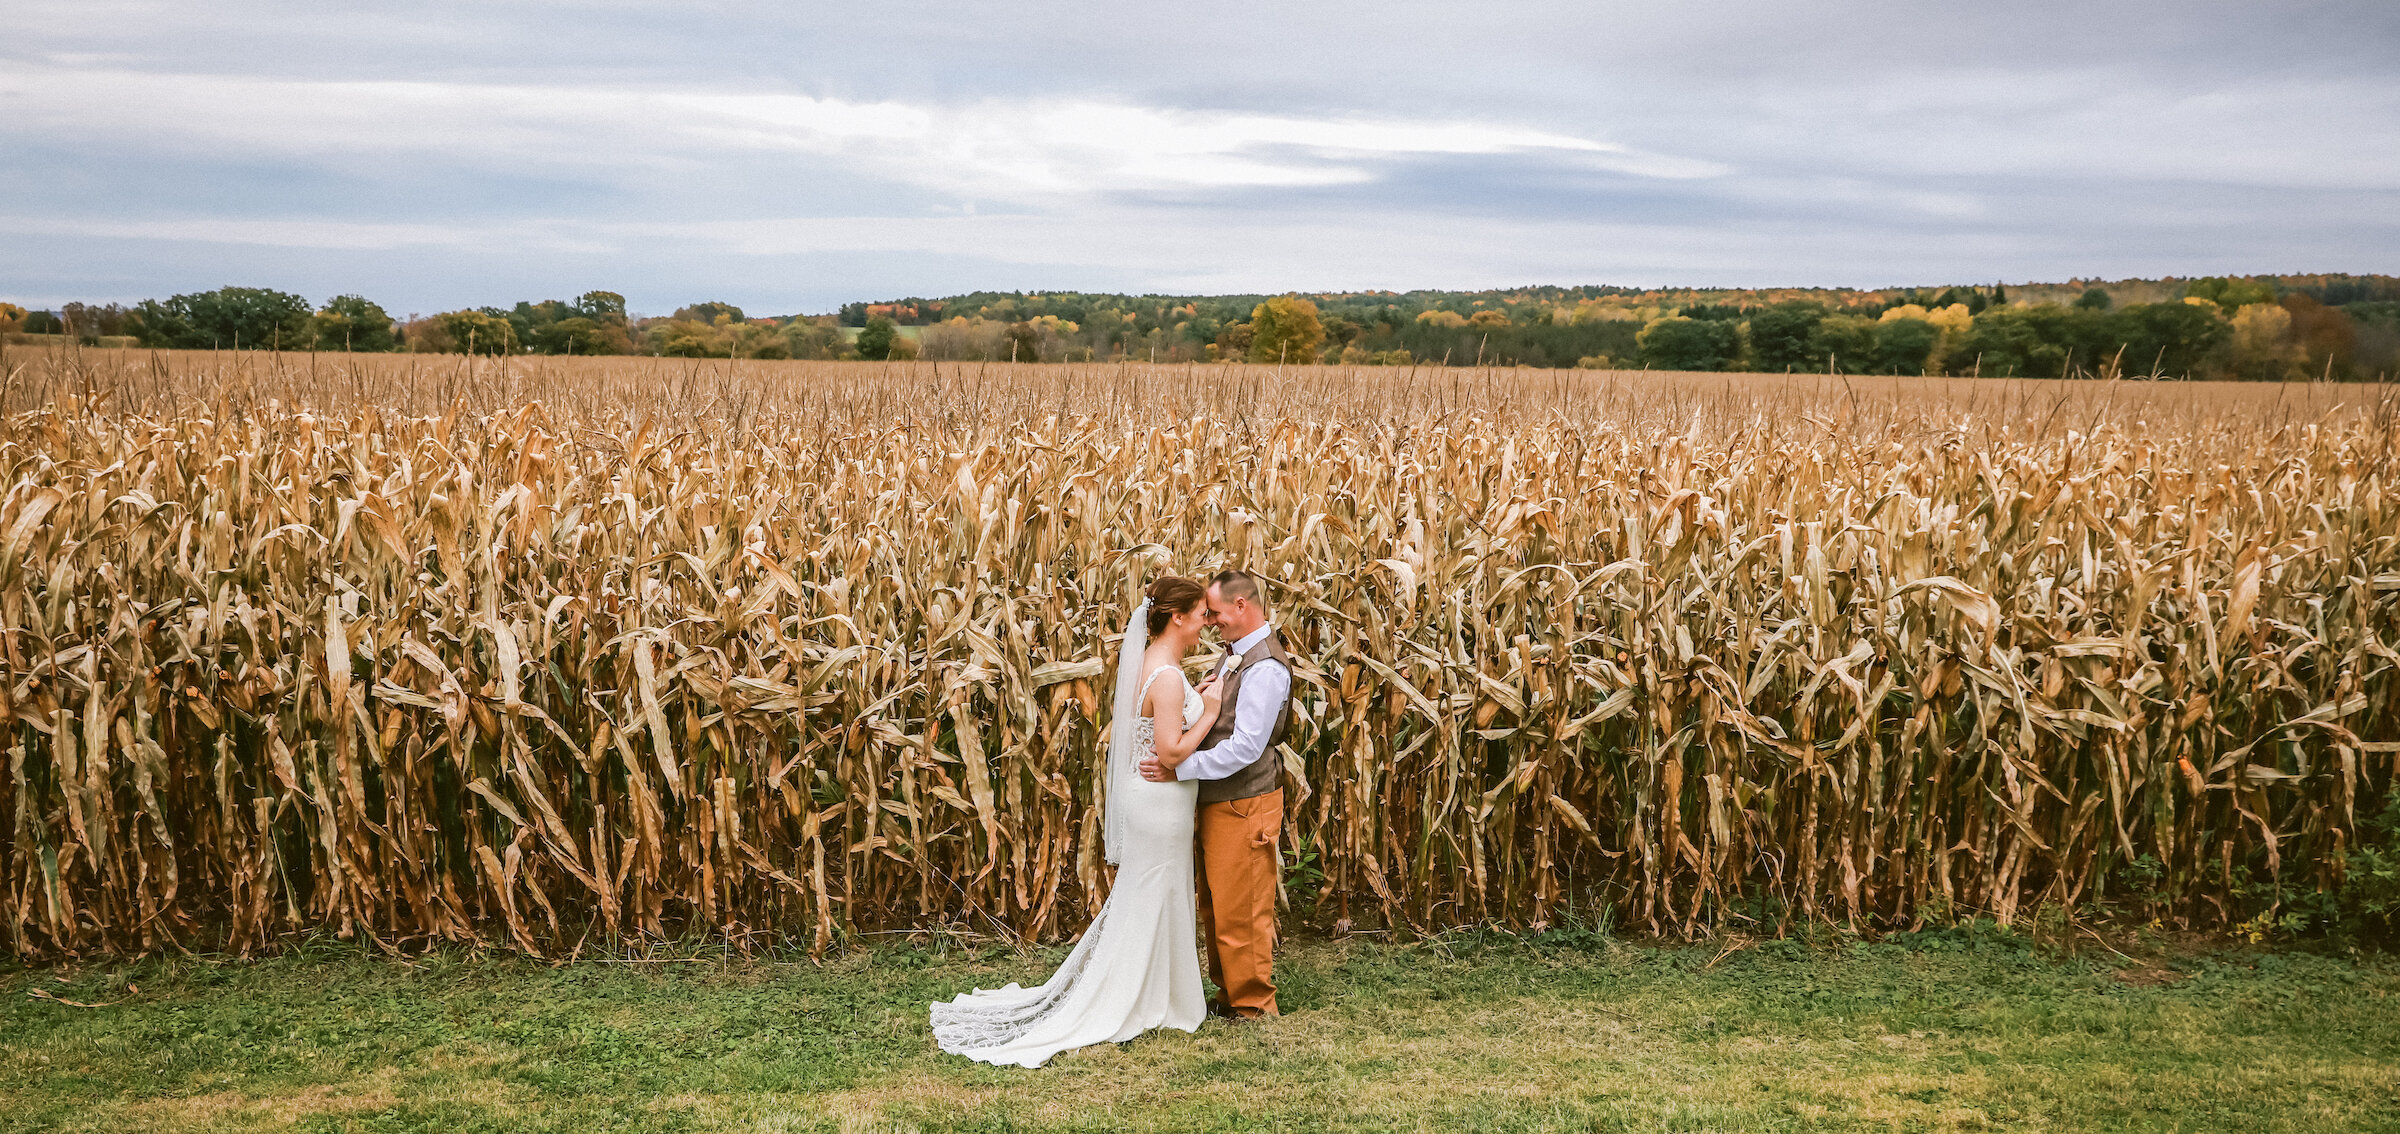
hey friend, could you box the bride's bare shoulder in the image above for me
[1136,657,1185,713]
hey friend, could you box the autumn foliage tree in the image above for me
[514,290,634,355]
[413,309,518,355]
[1247,295,1324,364]
[2280,294,2360,379]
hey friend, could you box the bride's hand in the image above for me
[1198,678,1224,716]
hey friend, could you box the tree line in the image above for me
[5,274,2396,379]
[0,289,850,361]
[861,277,2400,380]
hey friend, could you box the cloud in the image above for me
[0,214,614,253]
[0,63,1717,204]
[1,0,2396,311]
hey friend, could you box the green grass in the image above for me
[2,927,2395,1133]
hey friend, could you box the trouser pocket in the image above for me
[1231,790,1283,847]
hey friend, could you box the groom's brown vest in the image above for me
[1195,629,1295,804]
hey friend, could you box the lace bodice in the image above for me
[1133,666,1203,756]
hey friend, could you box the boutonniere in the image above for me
[1223,650,1245,670]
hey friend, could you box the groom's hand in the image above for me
[1138,755,1174,782]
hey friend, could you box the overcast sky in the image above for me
[2,1,2396,316]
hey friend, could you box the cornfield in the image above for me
[3,347,2396,958]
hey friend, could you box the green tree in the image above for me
[1746,302,1825,372]
[1953,306,2115,377]
[1321,315,1363,359]
[1248,295,1325,364]
[2186,277,2275,312]
[573,291,629,322]
[530,316,632,356]
[783,320,844,360]
[507,299,567,347]
[503,291,635,354]
[737,327,792,360]
[2074,288,2113,311]
[130,286,315,350]
[1930,286,1980,312]
[676,301,745,324]
[311,295,399,352]
[1872,317,1940,375]
[1810,315,1880,373]
[855,316,898,361]
[645,320,723,358]
[726,322,788,359]
[1637,316,1738,371]
[422,309,517,355]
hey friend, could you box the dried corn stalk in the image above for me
[0,349,2393,956]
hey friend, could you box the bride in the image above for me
[930,576,1225,1067]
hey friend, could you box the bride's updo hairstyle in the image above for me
[1144,576,1206,637]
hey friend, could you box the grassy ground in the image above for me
[2,927,2395,1133]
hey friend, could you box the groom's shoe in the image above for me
[1206,1000,1236,1019]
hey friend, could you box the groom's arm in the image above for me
[1174,660,1291,782]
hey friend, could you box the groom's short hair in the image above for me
[1210,569,1261,606]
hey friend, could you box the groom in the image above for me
[1138,569,1293,1019]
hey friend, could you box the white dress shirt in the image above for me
[1176,623,1291,782]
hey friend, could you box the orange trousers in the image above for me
[1196,788,1283,1017]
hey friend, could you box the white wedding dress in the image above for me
[929,666,1206,1067]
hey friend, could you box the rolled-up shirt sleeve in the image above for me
[1176,659,1290,782]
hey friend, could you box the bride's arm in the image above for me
[1146,675,1224,768]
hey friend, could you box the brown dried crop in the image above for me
[0,347,2394,957]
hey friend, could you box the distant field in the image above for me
[1,348,2394,958]
[1,344,2386,424]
